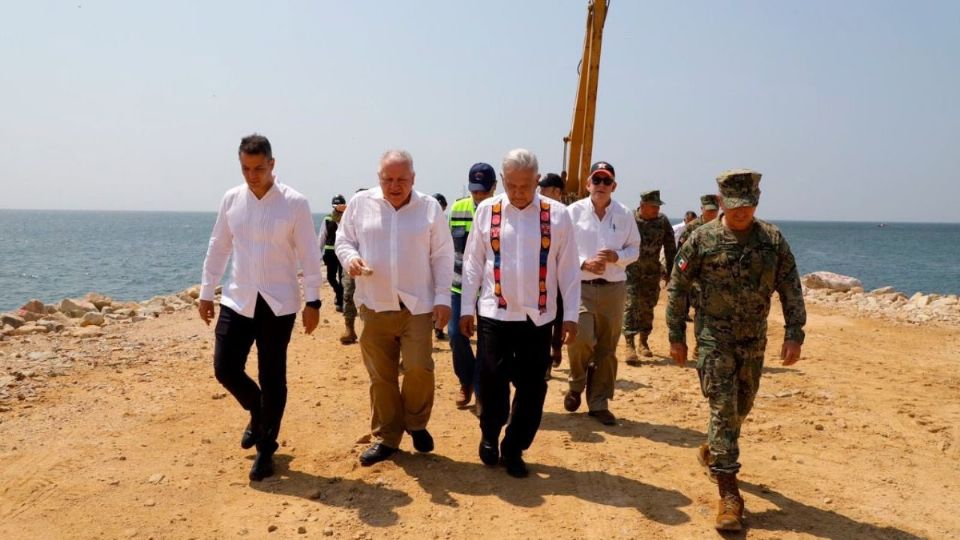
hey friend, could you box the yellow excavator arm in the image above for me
[563,0,609,200]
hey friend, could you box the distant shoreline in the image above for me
[2,208,959,225]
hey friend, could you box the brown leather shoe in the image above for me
[697,443,718,483]
[588,409,617,426]
[563,390,582,412]
[715,472,744,531]
[455,384,473,408]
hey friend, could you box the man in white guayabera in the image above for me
[563,161,641,426]
[459,148,581,478]
[335,150,454,467]
[198,134,323,482]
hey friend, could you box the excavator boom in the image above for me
[563,0,609,200]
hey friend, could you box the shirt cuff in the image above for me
[199,284,217,301]
[434,292,452,310]
[303,287,320,303]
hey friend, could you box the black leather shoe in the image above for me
[359,443,398,466]
[478,440,499,466]
[588,409,617,426]
[409,429,434,453]
[240,419,262,449]
[248,451,275,481]
[501,455,529,478]
[563,391,582,412]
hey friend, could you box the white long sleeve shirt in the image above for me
[461,193,581,326]
[567,198,641,282]
[200,180,323,318]
[334,188,454,315]
[672,221,687,247]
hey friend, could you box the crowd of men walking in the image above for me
[199,134,806,531]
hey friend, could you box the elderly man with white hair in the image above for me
[335,150,454,467]
[459,148,581,478]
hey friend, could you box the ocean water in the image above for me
[0,210,957,312]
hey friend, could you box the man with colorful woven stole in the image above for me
[459,148,581,478]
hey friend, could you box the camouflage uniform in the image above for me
[666,172,806,475]
[676,194,720,342]
[623,191,676,339]
[342,273,357,323]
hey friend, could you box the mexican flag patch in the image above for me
[677,255,688,272]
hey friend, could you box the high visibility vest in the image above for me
[323,216,337,251]
[449,197,476,294]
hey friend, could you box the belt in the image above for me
[582,278,615,285]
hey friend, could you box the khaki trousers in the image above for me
[567,281,627,411]
[359,305,435,448]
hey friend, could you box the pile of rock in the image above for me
[801,272,960,326]
[0,285,215,340]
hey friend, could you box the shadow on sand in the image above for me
[248,454,413,527]
[724,481,924,539]
[539,410,705,448]
[395,453,693,526]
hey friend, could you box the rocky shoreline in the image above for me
[800,271,960,326]
[0,285,211,339]
[0,286,217,409]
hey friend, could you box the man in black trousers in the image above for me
[199,134,323,481]
[459,148,581,478]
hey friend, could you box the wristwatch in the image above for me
[305,300,321,309]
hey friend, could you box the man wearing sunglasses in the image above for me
[623,190,676,363]
[665,169,806,531]
[563,161,641,425]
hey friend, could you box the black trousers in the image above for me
[214,295,296,453]
[323,251,344,306]
[477,316,553,458]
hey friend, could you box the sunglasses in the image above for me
[591,176,614,186]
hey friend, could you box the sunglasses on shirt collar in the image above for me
[590,176,615,186]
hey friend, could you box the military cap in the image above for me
[700,194,719,211]
[331,194,347,205]
[640,190,665,206]
[716,169,761,208]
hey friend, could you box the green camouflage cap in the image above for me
[716,169,761,208]
[700,194,719,210]
[640,190,665,206]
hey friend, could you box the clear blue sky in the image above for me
[2,0,957,222]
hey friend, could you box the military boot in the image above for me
[625,335,641,366]
[715,472,744,531]
[638,333,653,358]
[340,319,358,345]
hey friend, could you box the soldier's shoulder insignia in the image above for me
[676,255,689,272]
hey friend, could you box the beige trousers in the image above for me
[359,305,435,448]
[567,281,627,411]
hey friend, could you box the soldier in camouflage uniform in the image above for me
[677,194,719,248]
[665,169,806,531]
[676,194,720,358]
[623,190,675,364]
[338,188,368,345]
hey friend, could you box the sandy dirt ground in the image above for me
[1,288,958,539]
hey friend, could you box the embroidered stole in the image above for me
[490,199,551,314]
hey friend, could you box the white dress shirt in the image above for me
[567,197,641,282]
[334,188,454,315]
[672,221,687,246]
[200,180,323,318]
[461,193,581,326]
